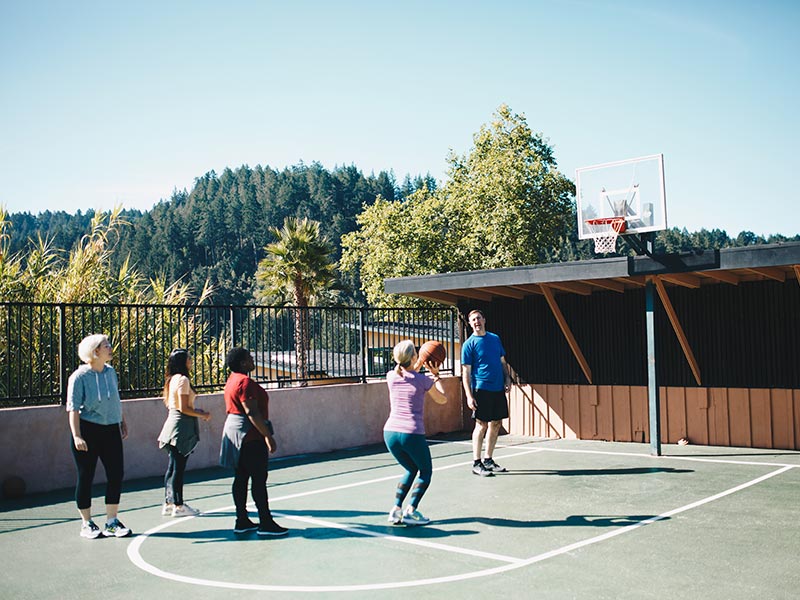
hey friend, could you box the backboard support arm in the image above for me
[623,232,656,257]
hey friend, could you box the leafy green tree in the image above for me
[255,217,338,382]
[341,105,575,305]
[442,104,574,267]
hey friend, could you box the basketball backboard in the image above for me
[576,154,667,240]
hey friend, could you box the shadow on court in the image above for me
[501,467,694,476]
[433,514,668,528]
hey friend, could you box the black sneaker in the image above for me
[233,518,258,534]
[472,461,494,477]
[483,458,507,473]
[257,519,289,537]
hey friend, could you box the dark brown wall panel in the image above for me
[461,279,800,389]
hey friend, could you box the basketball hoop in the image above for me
[585,217,627,254]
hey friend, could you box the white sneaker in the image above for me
[402,508,430,526]
[388,507,403,525]
[102,518,131,537]
[172,504,200,517]
[161,503,174,516]
[80,520,101,539]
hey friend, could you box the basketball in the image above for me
[2,475,26,500]
[418,340,446,367]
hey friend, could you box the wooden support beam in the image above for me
[508,284,543,295]
[413,291,459,305]
[618,276,646,287]
[746,267,786,282]
[659,272,702,289]
[585,278,626,293]
[546,280,593,296]
[652,276,702,385]
[448,288,495,301]
[699,270,740,285]
[794,265,800,287]
[478,286,527,300]
[540,284,592,384]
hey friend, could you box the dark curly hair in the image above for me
[226,347,253,374]
[162,348,195,405]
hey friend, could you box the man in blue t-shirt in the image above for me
[461,309,511,477]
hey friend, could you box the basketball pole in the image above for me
[645,278,662,456]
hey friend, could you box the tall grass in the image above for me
[0,206,225,403]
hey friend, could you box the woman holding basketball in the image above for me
[384,340,448,526]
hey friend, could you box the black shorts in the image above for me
[473,389,509,422]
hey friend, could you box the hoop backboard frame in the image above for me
[576,154,667,241]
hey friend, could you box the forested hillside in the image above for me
[8,163,435,305]
[6,159,797,306]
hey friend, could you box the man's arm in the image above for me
[462,364,476,411]
[500,356,511,392]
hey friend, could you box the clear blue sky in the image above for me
[1,0,798,236]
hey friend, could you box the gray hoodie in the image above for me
[65,364,122,425]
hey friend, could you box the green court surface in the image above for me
[2,436,798,599]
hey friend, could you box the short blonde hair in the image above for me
[393,340,416,375]
[78,334,109,364]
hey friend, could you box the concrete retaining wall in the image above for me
[0,377,465,495]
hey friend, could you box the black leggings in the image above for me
[70,420,124,510]
[233,440,271,522]
[164,446,189,505]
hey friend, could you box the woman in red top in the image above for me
[219,347,288,536]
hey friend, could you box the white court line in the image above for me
[536,446,800,469]
[273,513,524,564]
[445,439,800,469]
[269,447,543,504]
[128,448,795,593]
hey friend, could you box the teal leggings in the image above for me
[384,431,432,509]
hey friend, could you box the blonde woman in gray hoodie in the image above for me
[66,334,131,539]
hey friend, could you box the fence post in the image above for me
[450,307,457,375]
[359,307,367,383]
[59,304,67,405]
[229,306,236,350]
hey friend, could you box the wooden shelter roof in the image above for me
[384,242,800,305]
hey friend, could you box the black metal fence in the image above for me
[0,303,458,407]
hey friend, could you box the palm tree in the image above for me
[255,217,337,384]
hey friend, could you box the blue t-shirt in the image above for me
[461,332,506,392]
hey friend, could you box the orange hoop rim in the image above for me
[585,217,627,234]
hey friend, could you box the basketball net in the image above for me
[586,217,626,254]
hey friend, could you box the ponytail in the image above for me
[392,340,416,376]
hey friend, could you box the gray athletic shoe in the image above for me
[472,461,494,477]
[483,458,507,473]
